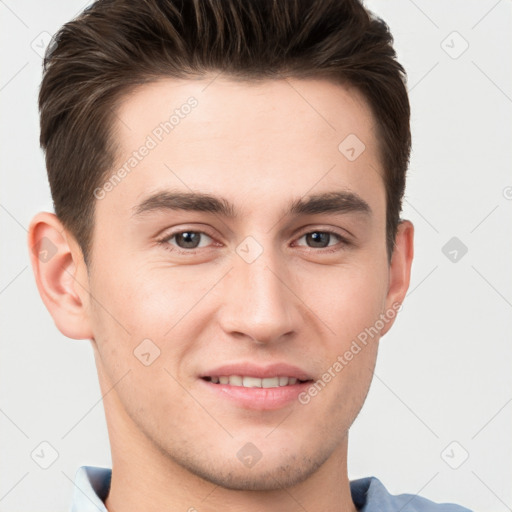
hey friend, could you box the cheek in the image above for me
[89,260,191,338]
[298,260,386,399]
[300,261,388,342]
[87,271,192,427]
[87,261,211,388]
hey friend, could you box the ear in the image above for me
[380,220,414,336]
[28,212,93,340]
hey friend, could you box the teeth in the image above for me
[262,377,279,388]
[229,375,243,386]
[209,375,304,388]
[243,376,261,387]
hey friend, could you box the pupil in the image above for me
[177,232,200,248]
[308,232,329,248]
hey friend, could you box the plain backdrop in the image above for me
[0,1,511,511]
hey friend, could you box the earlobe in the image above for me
[28,212,93,340]
[380,220,414,337]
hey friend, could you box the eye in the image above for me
[159,230,214,251]
[157,227,350,255]
[294,230,349,251]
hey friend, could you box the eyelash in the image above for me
[156,228,351,255]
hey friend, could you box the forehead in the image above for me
[99,76,385,224]
[115,76,377,156]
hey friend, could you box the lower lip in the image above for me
[199,378,312,410]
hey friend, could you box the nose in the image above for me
[217,241,301,345]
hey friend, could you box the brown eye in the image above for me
[296,231,345,250]
[174,231,202,249]
[161,230,214,251]
[305,232,331,248]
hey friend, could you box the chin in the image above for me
[174,446,332,491]
[195,461,320,491]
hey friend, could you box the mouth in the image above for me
[199,363,315,410]
[202,375,312,388]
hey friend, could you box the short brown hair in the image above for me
[39,0,410,264]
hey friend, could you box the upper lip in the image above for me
[200,362,313,381]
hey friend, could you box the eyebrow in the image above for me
[132,189,371,220]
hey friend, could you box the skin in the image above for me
[28,76,414,512]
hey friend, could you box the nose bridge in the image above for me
[219,236,298,344]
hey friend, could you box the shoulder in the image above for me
[350,476,473,512]
[69,466,111,512]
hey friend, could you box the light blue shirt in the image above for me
[69,466,473,512]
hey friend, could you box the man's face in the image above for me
[85,77,396,489]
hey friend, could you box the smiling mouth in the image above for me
[202,376,312,388]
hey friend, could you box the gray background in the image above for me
[1,1,511,510]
